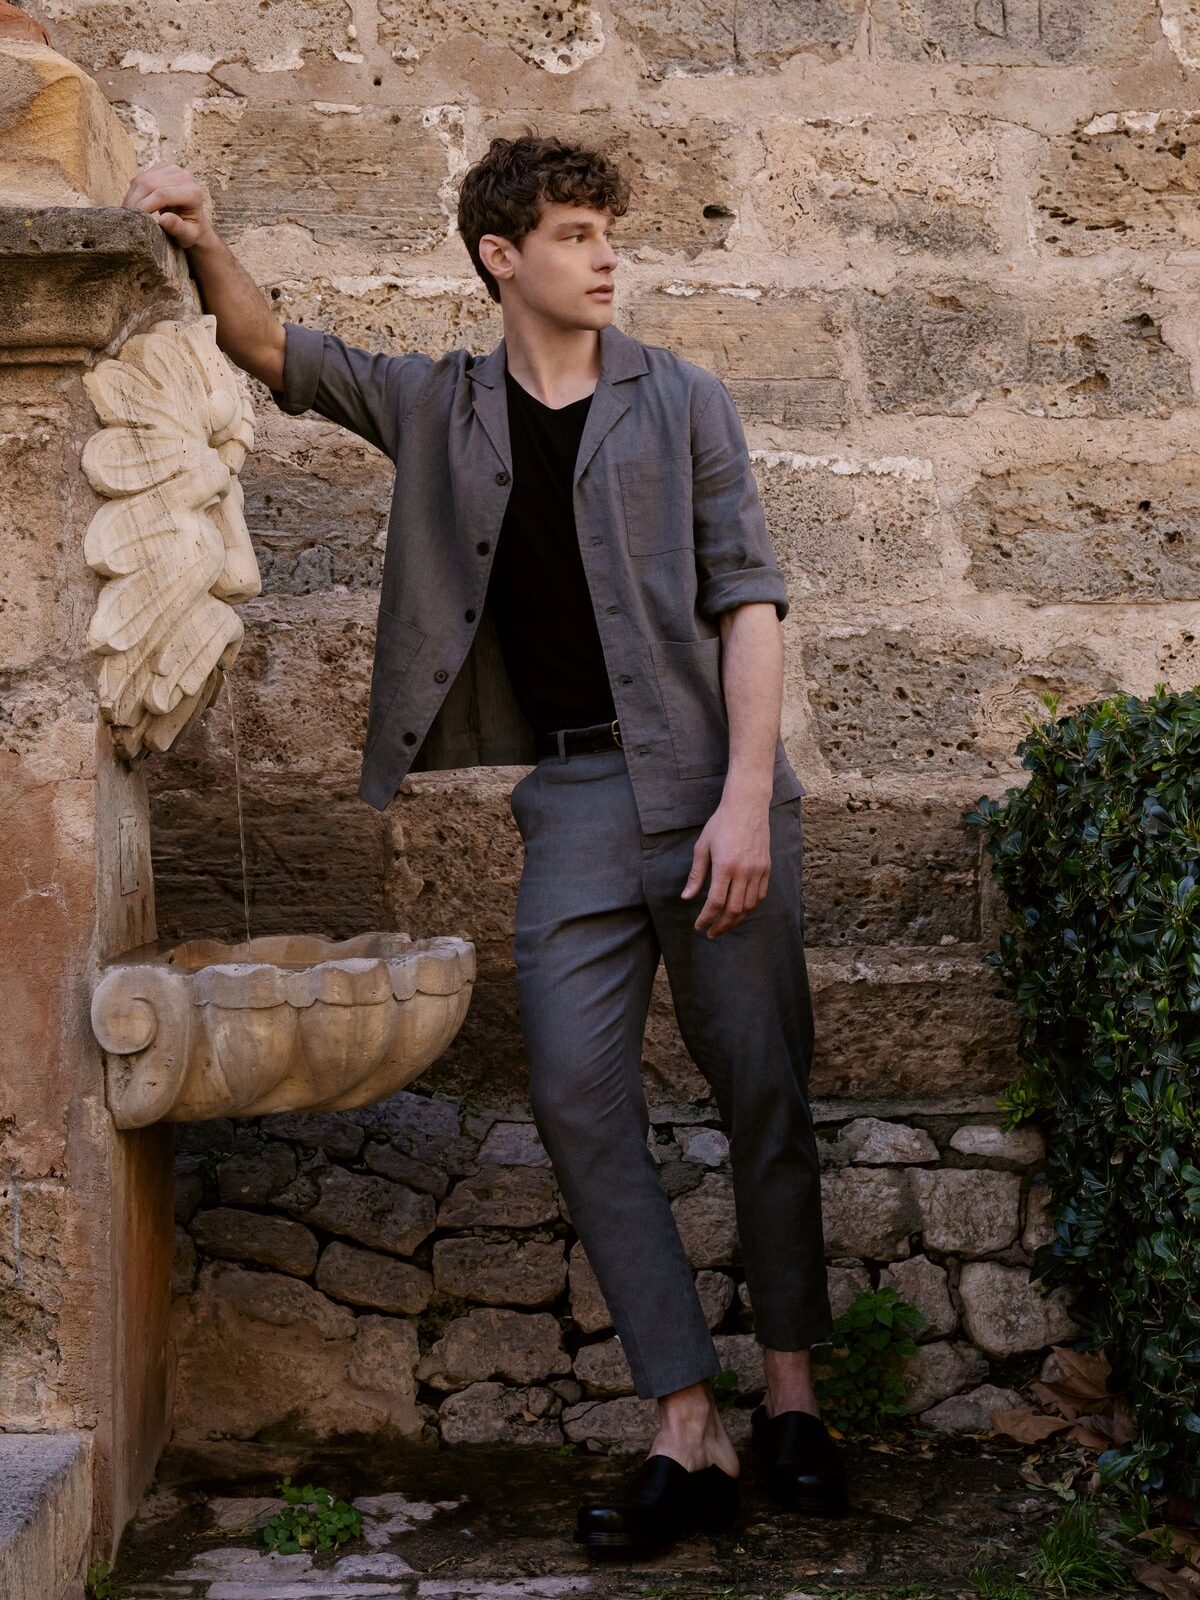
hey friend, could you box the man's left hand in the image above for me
[680,795,772,938]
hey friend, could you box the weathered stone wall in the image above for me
[171,1098,1075,1447]
[20,0,1200,1438]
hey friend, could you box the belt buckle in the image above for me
[610,718,622,749]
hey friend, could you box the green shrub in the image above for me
[259,1477,362,1554]
[964,684,1200,1512]
[812,1285,925,1433]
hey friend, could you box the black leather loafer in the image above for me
[749,1404,850,1515]
[573,1452,740,1553]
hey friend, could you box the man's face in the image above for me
[482,200,619,328]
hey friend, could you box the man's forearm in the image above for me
[718,602,783,803]
[186,228,285,390]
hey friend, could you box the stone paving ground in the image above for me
[104,1425,1145,1600]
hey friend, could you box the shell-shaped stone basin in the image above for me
[91,931,475,1129]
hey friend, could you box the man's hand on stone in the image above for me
[680,797,772,938]
[121,162,215,250]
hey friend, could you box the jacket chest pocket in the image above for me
[618,452,693,556]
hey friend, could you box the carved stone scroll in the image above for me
[81,312,261,758]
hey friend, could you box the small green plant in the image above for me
[811,1286,925,1435]
[258,1477,362,1554]
[968,1500,1130,1598]
[85,1559,118,1599]
[711,1367,740,1408]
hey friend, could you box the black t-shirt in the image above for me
[485,368,617,737]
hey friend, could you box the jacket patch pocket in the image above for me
[366,609,428,752]
[649,634,729,780]
[618,452,693,556]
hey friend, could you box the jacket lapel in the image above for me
[465,321,649,485]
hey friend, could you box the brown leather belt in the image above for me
[534,718,623,759]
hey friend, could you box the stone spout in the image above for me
[91,932,476,1128]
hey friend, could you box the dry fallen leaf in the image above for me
[990,1405,1075,1442]
[1133,1560,1200,1599]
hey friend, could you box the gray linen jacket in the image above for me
[269,318,805,832]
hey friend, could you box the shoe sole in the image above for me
[573,1494,740,1553]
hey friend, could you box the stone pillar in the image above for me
[0,25,200,1587]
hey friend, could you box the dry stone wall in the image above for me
[170,1097,1073,1448]
[22,0,1200,1430]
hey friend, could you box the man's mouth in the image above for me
[589,286,614,297]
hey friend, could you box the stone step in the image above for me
[0,1432,93,1600]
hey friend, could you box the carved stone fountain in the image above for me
[78,310,475,1129]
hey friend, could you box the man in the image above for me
[122,129,849,1553]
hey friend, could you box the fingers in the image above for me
[693,864,771,939]
[680,837,711,901]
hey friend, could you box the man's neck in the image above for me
[501,312,603,409]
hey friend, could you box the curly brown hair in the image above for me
[456,127,631,304]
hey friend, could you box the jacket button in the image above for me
[434,668,448,683]
[476,541,490,554]
[464,608,476,622]
[402,731,417,746]
[495,471,510,485]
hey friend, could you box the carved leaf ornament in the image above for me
[81,314,261,757]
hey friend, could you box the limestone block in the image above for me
[857,287,1191,418]
[821,1168,915,1261]
[763,452,946,606]
[171,1226,196,1297]
[612,0,862,74]
[437,1382,562,1446]
[346,1316,421,1398]
[827,1263,872,1318]
[962,459,1200,603]
[573,1337,635,1397]
[900,1339,988,1414]
[478,1121,551,1167]
[959,1261,1078,1355]
[561,1395,658,1450]
[362,1141,450,1201]
[417,1309,570,1390]
[81,315,260,760]
[435,1166,560,1229]
[0,1176,69,1429]
[216,1142,297,1206]
[377,0,602,72]
[431,1237,566,1307]
[205,1262,355,1341]
[794,792,982,948]
[568,1242,612,1334]
[187,100,452,249]
[695,1269,735,1328]
[1022,1180,1059,1253]
[0,400,77,668]
[759,117,1004,255]
[672,1172,738,1268]
[879,1254,958,1340]
[0,39,135,206]
[22,0,355,74]
[841,1118,938,1165]
[1163,0,1200,64]
[911,1169,1021,1257]
[258,1112,365,1162]
[684,1128,729,1167]
[870,0,1159,63]
[1039,111,1200,254]
[629,290,846,427]
[485,114,739,258]
[276,1164,436,1256]
[713,1333,765,1396]
[0,1432,93,1600]
[315,1242,432,1315]
[921,1382,1025,1433]
[190,1207,319,1277]
[949,1123,1045,1165]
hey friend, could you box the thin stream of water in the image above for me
[224,667,254,959]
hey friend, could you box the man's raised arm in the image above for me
[121,161,285,390]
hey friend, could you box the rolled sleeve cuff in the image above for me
[268,321,325,416]
[697,567,790,622]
